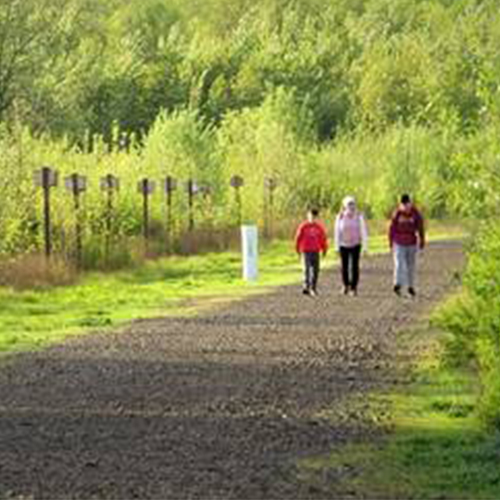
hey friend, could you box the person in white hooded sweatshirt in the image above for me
[334,196,369,296]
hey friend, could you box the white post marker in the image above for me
[241,225,259,281]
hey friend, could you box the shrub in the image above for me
[436,220,500,429]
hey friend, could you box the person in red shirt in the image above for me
[295,208,329,296]
[389,194,425,297]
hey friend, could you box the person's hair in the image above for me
[308,207,320,217]
[401,194,411,205]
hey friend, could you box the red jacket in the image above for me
[389,206,425,248]
[295,221,328,253]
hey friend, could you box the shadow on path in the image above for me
[0,242,464,499]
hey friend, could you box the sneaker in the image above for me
[393,285,401,296]
[341,286,349,295]
[408,287,416,297]
[350,288,358,297]
[302,288,310,295]
[310,289,318,297]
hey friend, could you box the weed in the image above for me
[0,254,77,290]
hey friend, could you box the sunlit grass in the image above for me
[0,221,466,356]
[299,324,500,499]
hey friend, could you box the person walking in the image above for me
[335,196,368,296]
[295,207,328,296]
[389,194,425,297]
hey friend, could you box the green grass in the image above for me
[299,329,500,499]
[0,221,466,356]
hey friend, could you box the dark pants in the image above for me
[340,245,362,290]
[304,252,320,291]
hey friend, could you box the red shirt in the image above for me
[295,221,328,253]
[389,206,425,248]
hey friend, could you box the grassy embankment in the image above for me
[0,221,464,356]
[299,238,500,500]
[300,326,500,499]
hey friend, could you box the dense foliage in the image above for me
[3,0,500,141]
[436,221,500,429]
[2,0,500,259]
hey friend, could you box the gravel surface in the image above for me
[0,242,463,500]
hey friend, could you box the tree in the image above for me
[0,0,106,126]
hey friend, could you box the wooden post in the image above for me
[34,167,58,259]
[100,174,119,264]
[164,176,177,251]
[264,177,278,240]
[43,168,52,258]
[187,179,198,231]
[138,178,155,248]
[65,173,87,268]
[230,175,244,227]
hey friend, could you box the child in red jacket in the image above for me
[295,208,329,296]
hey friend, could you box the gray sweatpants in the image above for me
[394,244,418,288]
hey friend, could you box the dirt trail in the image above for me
[0,242,463,500]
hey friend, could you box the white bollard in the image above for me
[241,225,259,281]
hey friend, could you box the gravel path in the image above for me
[0,242,463,500]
